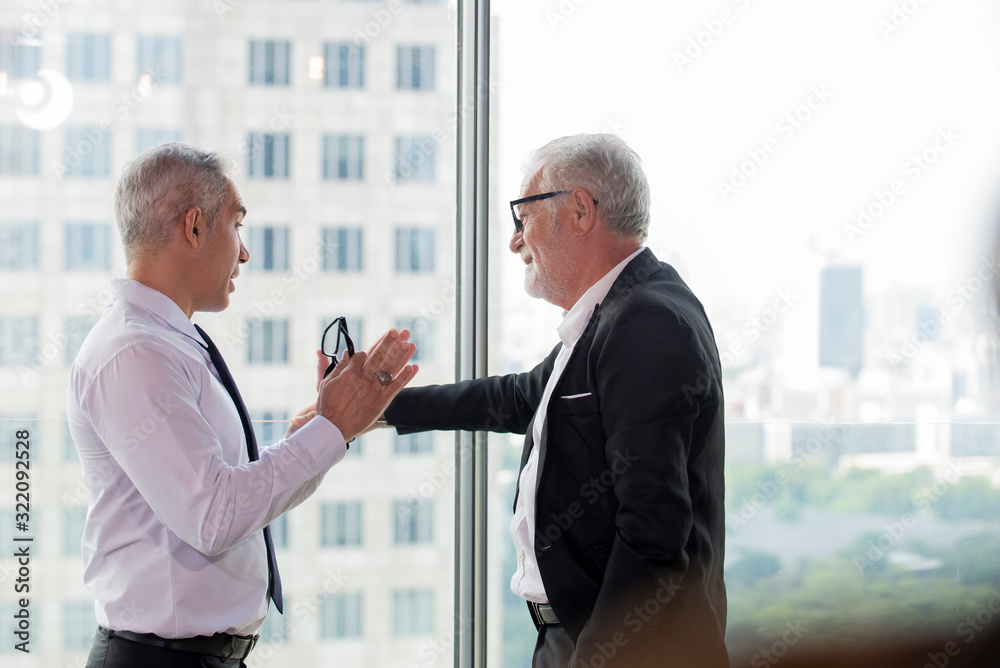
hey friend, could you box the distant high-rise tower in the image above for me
[819,265,863,375]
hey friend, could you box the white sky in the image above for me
[489,0,1000,368]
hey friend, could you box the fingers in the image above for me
[315,350,326,391]
[364,328,415,380]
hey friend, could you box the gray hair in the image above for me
[527,134,650,242]
[115,142,231,263]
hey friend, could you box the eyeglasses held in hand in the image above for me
[321,317,355,378]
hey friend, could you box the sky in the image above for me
[488,0,1000,372]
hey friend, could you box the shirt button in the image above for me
[519,496,525,507]
[518,550,525,562]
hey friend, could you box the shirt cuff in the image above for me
[286,415,349,470]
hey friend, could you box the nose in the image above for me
[238,237,250,264]
[509,228,524,254]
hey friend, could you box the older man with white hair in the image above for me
[384,134,729,667]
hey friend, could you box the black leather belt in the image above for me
[99,626,258,661]
[528,601,560,628]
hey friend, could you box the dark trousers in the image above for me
[532,624,575,668]
[86,629,247,668]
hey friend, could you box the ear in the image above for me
[182,207,204,249]
[569,187,598,237]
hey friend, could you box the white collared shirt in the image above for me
[510,248,645,603]
[66,279,348,638]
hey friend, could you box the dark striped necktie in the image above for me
[194,324,283,614]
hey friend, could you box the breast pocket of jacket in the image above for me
[549,391,599,418]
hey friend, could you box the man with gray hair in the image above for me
[383,134,729,667]
[67,143,418,667]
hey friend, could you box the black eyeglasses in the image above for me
[509,190,599,233]
[321,317,355,378]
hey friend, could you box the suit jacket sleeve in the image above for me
[384,343,560,435]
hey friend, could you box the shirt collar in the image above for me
[110,278,205,345]
[557,247,645,347]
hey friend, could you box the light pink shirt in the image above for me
[67,279,348,637]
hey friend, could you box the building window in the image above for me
[396,317,433,364]
[63,600,95,651]
[323,43,364,88]
[0,32,41,78]
[0,317,38,367]
[394,136,436,183]
[65,223,112,271]
[251,410,288,449]
[66,33,111,82]
[322,501,362,547]
[322,135,364,181]
[322,228,363,272]
[136,128,182,154]
[395,227,435,273]
[64,128,111,178]
[321,593,362,639]
[0,223,39,271]
[394,432,433,455]
[64,316,96,366]
[245,226,289,272]
[246,319,289,364]
[396,46,435,91]
[259,601,289,645]
[392,589,433,636]
[247,133,290,179]
[393,499,433,545]
[249,39,291,86]
[269,514,288,550]
[63,506,86,556]
[0,127,40,176]
[137,35,182,84]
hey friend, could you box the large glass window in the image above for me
[248,39,291,86]
[323,42,364,89]
[322,227,364,272]
[66,33,111,82]
[137,35,182,84]
[2,5,459,667]
[322,134,364,181]
[0,222,39,270]
[64,223,111,271]
[246,132,290,179]
[0,127,40,176]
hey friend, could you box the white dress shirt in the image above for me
[510,247,645,603]
[66,279,348,638]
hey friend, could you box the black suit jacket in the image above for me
[386,249,729,667]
